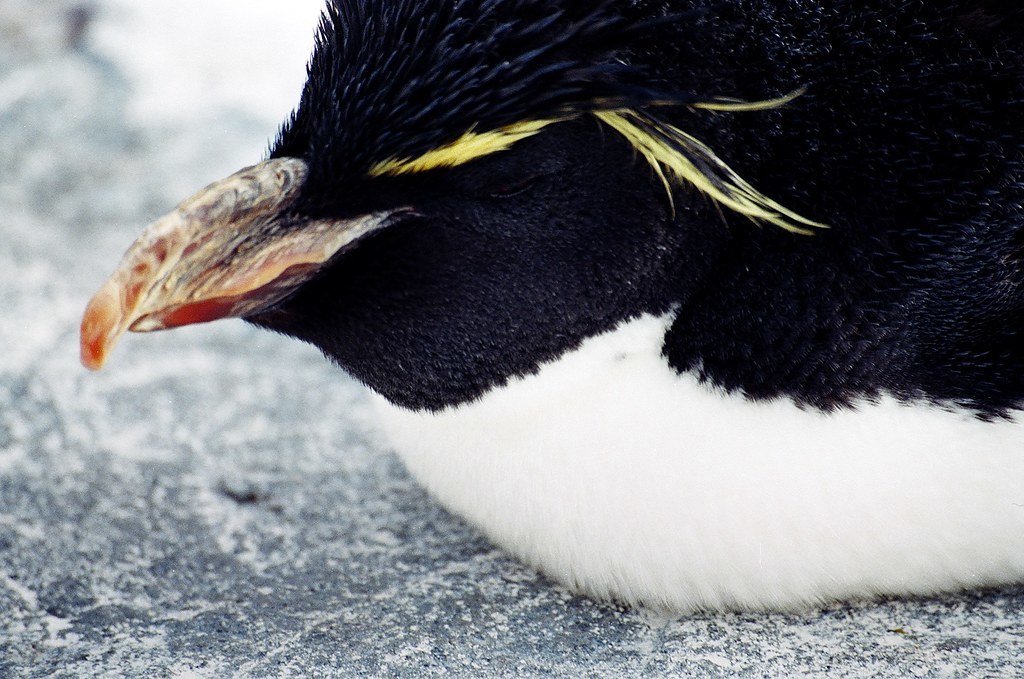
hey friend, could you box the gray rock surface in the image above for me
[1,1,1022,676]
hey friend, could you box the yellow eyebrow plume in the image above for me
[594,109,825,234]
[368,89,823,233]
[369,120,557,177]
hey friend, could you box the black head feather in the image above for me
[271,0,697,186]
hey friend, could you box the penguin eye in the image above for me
[486,173,546,199]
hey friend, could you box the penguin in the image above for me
[80,0,1024,611]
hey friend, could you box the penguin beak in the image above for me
[81,158,396,370]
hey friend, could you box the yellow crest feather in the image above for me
[690,87,808,113]
[367,89,823,234]
[369,120,556,177]
[595,109,825,234]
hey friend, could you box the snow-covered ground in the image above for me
[1,1,1023,676]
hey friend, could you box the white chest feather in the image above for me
[372,314,1024,612]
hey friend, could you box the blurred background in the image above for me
[2,1,1023,676]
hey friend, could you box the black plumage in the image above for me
[272,0,697,189]
[250,0,1024,415]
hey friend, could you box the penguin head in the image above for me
[80,0,815,410]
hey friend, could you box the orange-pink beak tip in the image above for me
[80,284,122,371]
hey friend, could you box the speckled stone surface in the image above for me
[2,2,1023,677]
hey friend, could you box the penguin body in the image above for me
[378,314,1024,611]
[81,1,1024,610]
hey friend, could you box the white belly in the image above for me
[372,314,1024,611]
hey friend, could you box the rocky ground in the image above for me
[1,1,1022,676]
